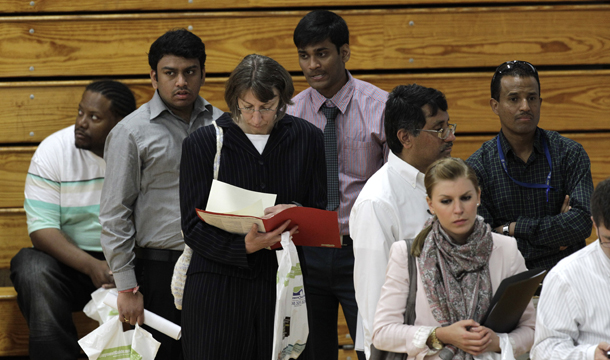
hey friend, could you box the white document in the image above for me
[206,179,276,215]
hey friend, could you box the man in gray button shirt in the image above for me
[100,29,223,360]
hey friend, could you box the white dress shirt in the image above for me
[350,151,432,357]
[531,240,610,360]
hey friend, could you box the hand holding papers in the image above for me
[103,291,182,340]
[199,180,341,248]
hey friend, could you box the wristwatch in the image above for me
[502,222,511,236]
[427,327,444,350]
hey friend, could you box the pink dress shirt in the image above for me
[287,71,389,235]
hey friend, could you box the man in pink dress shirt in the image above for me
[287,10,389,360]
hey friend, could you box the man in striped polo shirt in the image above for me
[10,80,136,360]
[288,10,388,360]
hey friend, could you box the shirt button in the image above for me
[261,183,266,189]
[259,160,264,165]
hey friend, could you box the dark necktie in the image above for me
[322,104,340,211]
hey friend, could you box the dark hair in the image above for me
[411,157,480,256]
[225,54,294,123]
[148,29,206,72]
[491,60,540,101]
[384,84,448,155]
[591,178,610,229]
[85,80,136,120]
[293,10,349,52]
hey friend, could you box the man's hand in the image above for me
[435,320,493,356]
[244,220,298,254]
[262,204,297,219]
[86,259,115,289]
[118,291,144,326]
[594,342,610,360]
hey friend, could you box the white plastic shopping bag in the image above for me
[271,232,308,360]
[78,316,160,360]
[83,288,119,325]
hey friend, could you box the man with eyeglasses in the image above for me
[531,178,610,360]
[287,10,389,360]
[466,60,593,272]
[350,84,455,358]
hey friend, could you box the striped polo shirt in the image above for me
[24,125,106,252]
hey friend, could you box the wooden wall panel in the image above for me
[0,210,30,270]
[0,147,34,208]
[2,69,609,143]
[1,5,609,77]
[0,0,598,13]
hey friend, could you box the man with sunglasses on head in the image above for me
[531,178,610,360]
[350,84,455,358]
[466,60,593,272]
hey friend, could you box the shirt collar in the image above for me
[387,151,425,189]
[309,70,355,114]
[148,90,210,122]
[498,127,544,157]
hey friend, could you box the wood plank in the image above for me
[2,69,610,143]
[0,147,35,208]
[0,0,597,13]
[0,210,31,270]
[0,286,99,356]
[339,348,358,360]
[0,287,28,356]
[1,5,609,77]
[337,304,353,346]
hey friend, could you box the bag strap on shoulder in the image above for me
[212,121,223,180]
[404,238,417,326]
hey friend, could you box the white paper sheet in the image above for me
[205,179,276,215]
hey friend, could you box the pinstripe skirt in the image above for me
[181,271,275,360]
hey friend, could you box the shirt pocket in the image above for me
[342,137,383,180]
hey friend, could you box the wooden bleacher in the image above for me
[0,0,608,358]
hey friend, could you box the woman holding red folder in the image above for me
[372,158,535,360]
[179,54,326,360]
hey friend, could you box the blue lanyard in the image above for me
[496,134,554,202]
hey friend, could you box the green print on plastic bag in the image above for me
[97,345,142,360]
[282,264,302,286]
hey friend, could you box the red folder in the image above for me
[196,206,341,248]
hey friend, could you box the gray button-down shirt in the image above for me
[100,90,223,290]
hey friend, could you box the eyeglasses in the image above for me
[239,107,277,116]
[417,123,457,140]
[491,60,538,84]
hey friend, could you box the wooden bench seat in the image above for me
[0,286,98,357]
[2,69,610,143]
[1,5,608,77]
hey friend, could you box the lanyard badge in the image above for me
[496,135,554,202]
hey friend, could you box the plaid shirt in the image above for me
[467,128,593,270]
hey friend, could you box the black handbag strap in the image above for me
[404,238,417,326]
[369,239,417,360]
